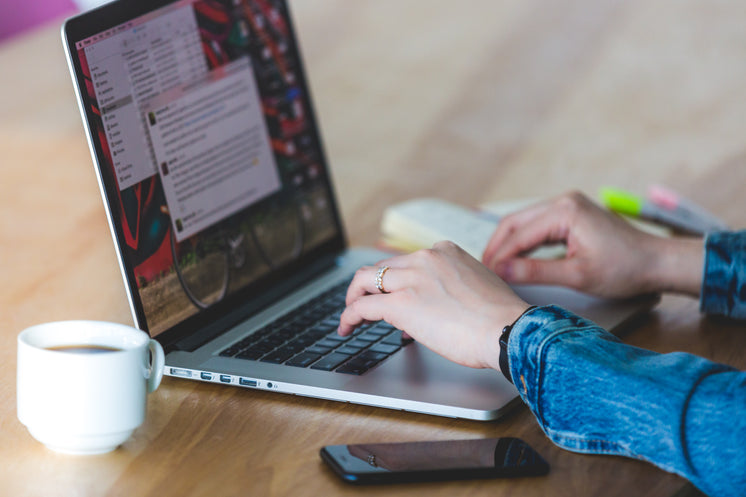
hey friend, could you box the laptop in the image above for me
[62,0,656,421]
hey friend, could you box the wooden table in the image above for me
[1,1,745,495]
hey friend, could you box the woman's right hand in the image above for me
[481,191,704,298]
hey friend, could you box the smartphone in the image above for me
[320,437,549,485]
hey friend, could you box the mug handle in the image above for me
[146,339,165,393]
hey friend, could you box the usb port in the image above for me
[170,368,192,378]
[239,378,258,387]
[220,374,232,383]
[200,372,213,381]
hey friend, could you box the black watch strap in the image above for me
[498,306,537,384]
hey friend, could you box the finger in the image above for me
[482,200,555,267]
[345,265,417,305]
[496,257,582,288]
[344,266,378,306]
[484,206,570,271]
[373,252,419,269]
[338,293,392,335]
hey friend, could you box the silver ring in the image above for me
[375,265,390,293]
[367,454,378,467]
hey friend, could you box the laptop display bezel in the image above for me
[62,0,348,349]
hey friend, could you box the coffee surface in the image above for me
[45,345,122,354]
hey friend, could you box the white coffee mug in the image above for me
[17,321,165,455]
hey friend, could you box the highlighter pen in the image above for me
[599,187,726,235]
[647,185,728,234]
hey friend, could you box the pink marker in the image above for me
[647,185,728,235]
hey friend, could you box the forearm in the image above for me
[508,306,746,497]
[629,229,746,318]
[643,235,704,297]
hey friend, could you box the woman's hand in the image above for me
[339,241,529,370]
[482,191,704,298]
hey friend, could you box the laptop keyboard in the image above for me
[218,281,412,375]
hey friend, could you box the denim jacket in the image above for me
[508,231,746,497]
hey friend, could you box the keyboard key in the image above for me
[310,353,350,371]
[274,328,298,341]
[335,362,369,375]
[324,332,351,343]
[367,323,395,336]
[316,338,342,349]
[307,324,335,336]
[303,332,331,344]
[277,342,306,355]
[368,342,400,355]
[219,346,242,357]
[347,339,372,349]
[296,312,322,326]
[236,348,266,360]
[235,335,257,348]
[248,327,274,340]
[335,344,363,355]
[336,351,389,375]
[315,304,337,316]
[262,336,286,347]
[355,333,380,343]
[286,352,322,368]
[306,344,334,355]
[261,348,296,364]
[357,350,389,362]
[290,335,318,347]
[381,330,413,346]
[250,342,276,354]
[283,321,307,333]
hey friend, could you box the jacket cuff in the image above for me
[701,231,746,318]
[506,305,611,407]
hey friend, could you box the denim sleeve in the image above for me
[701,231,746,319]
[508,305,746,497]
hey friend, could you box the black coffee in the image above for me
[45,344,122,354]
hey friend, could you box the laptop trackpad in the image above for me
[346,342,518,411]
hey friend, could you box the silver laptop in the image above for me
[62,0,656,421]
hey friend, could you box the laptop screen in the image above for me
[67,0,343,338]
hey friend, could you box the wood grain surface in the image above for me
[1,1,744,495]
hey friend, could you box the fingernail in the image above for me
[496,261,513,281]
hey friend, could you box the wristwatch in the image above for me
[498,306,537,384]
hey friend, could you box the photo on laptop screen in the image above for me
[72,0,341,336]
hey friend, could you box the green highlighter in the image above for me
[599,187,709,235]
[600,188,649,217]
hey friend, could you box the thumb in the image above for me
[495,258,579,288]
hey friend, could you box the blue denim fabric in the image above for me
[508,305,746,497]
[701,231,746,318]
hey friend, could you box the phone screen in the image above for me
[320,437,549,484]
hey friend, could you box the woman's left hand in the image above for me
[338,241,530,370]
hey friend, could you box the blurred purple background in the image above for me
[0,0,78,41]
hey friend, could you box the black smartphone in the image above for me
[320,437,549,485]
